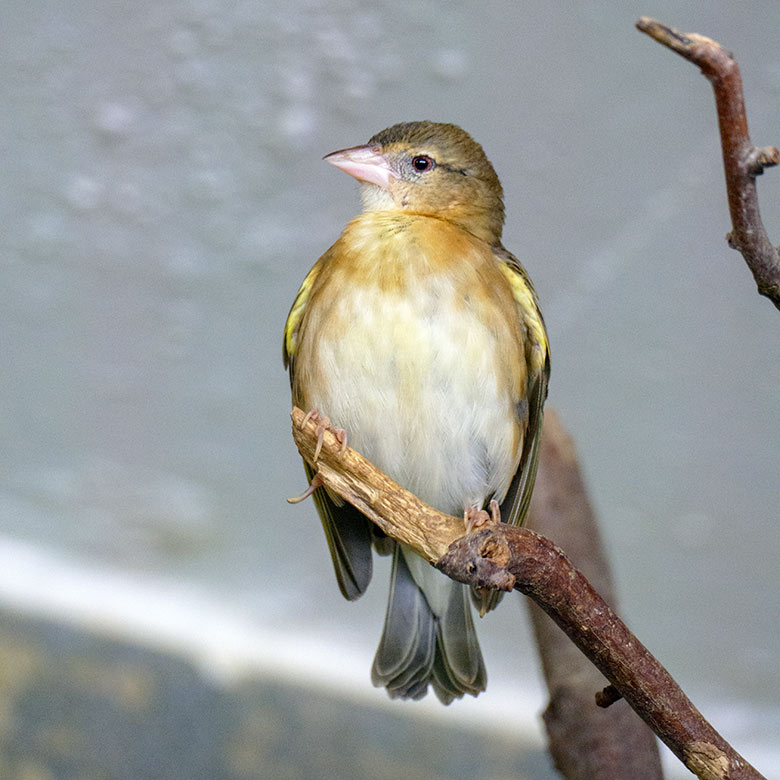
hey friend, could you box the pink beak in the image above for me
[323,144,396,190]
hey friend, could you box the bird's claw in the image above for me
[302,409,348,462]
[464,499,501,533]
[287,472,324,504]
[465,500,503,617]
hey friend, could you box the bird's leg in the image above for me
[289,410,349,503]
[302,409,348,462]
[287,472,323,504]
[464,505,491,533]
[464,499,502,533]
[465,499,505,616]
[332,426,348,454]
[302,408,320,426]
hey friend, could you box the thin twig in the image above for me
[290,406,767,780]
[636,17,780,311]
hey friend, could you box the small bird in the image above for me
[283,121,549,704]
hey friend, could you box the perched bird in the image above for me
[283,121,549,704]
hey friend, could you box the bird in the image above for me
[283,121,549,704]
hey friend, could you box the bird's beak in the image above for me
[323,144,396,191]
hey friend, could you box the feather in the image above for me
[372,546,485,703]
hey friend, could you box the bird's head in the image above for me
[324,121,505,245]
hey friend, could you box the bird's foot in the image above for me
[287,472,324,504]
[464,500,503,616]
[464,506,490,533]
[464,499,501,533]
[302,409,348,462]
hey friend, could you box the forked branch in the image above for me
[636,17,780,310]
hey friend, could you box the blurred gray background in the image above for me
[1,1,778,778]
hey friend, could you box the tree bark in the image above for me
[525,411,664,779]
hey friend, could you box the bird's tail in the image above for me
[371,544,486,704]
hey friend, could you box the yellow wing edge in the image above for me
[283,263,321,375]
[494,246,550,526]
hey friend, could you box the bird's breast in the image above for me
[295,214,525,515]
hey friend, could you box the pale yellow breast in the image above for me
[294,213,526,516]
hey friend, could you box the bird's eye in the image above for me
[411,155,434,172]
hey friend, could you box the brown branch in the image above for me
[525,412,663,779]
[636,17,780,311]
[290,406,767,780]
[438,527,765,780]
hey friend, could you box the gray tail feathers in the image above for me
[371,545,486,704]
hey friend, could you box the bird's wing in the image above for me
[283,253,374,601]
[283,260,321,381]
[494,245,550,530]
[303,459,374,601]
[474,247,549,615]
